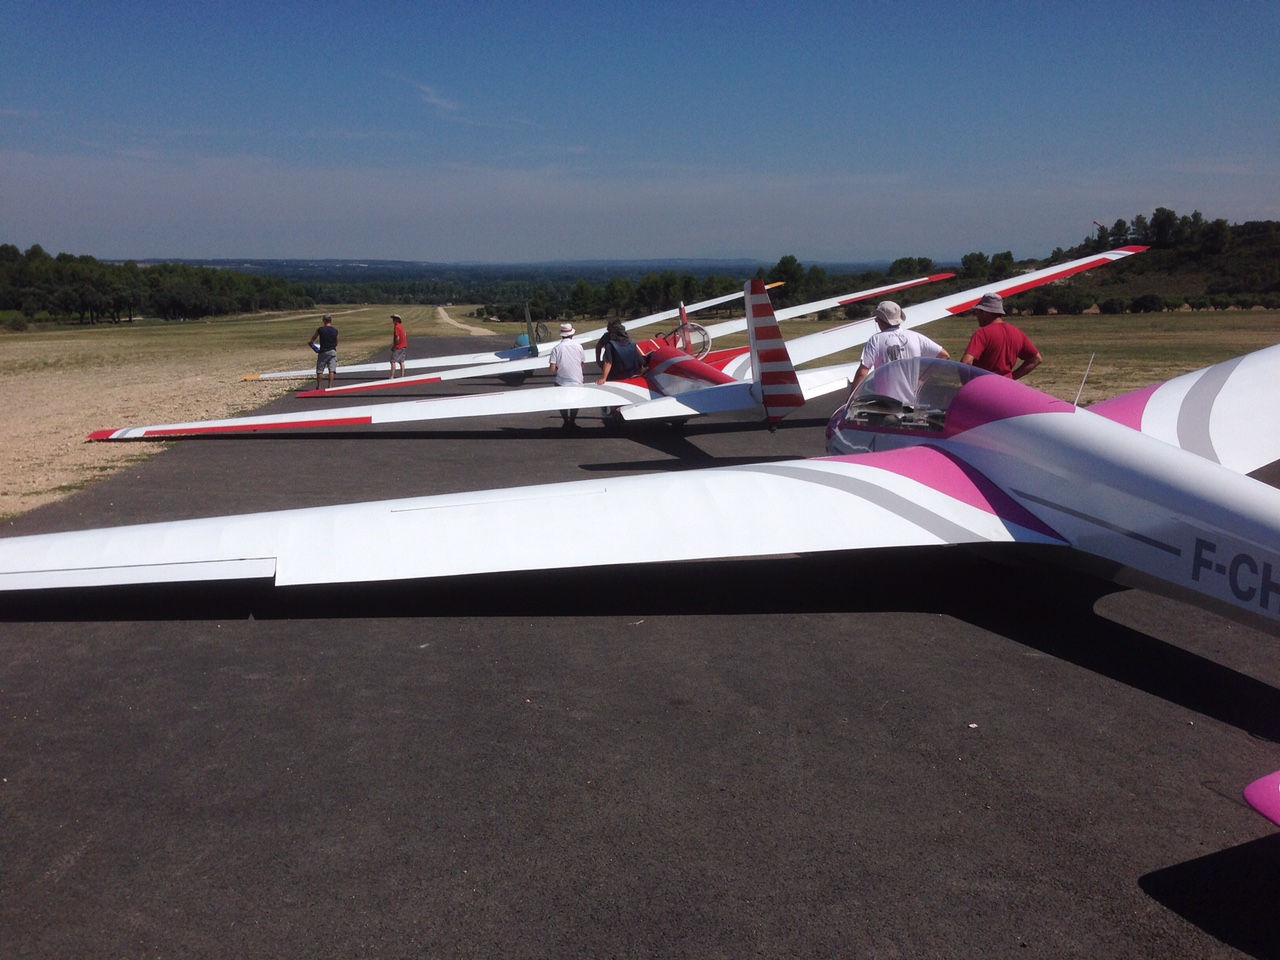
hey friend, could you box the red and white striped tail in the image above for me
[745,279,804,424]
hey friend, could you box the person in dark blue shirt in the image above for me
[595,320,643,383]
[308,314,340,390]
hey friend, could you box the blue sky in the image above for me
[2,0,1276,263]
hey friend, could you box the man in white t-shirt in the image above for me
[848,301,950,404]
[548,322,585,428]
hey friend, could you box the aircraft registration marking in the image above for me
[1192,537,1280,612]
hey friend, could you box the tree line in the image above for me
[4,206,1276,331]
[0,244,313,329]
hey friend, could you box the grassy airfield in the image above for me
[3,303,1276,402]
[0,303,1274,519]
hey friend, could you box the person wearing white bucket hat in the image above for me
[846,300,950,404]
[548,321,585,428]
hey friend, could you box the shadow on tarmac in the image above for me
[1141,834,1280,960]
[8,544,1280,743]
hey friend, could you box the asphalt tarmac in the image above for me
[4,337,1280,958]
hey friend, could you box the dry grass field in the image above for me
[0,303,496,520]
[0,304,1275,522]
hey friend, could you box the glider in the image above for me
[86,247,1144,441]
[293,274,954,397]
[242,286,781,382]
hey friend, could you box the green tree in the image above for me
[960,252,990,280]
[767,255,806,304]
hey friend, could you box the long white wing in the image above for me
[1088,342,1280,475]
[90,381,660,440]
[0,449,1060,592]
[772,246,1149,371]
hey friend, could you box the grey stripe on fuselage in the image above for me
[1177,356,1241,463]
[748,463,1004,543]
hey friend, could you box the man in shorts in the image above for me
[390,314,408,379]
[308,314,339,390]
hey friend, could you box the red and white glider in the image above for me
[86,248,1143,441]
[292,274,953,397]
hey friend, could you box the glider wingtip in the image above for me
[86,429,117,442]
[241,374,260,381]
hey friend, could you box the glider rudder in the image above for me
[745,280,804,426]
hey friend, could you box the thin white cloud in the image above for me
[410,82,459,113]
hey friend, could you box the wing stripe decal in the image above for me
[750,463,999,543]
[1176,355,1241,464]
[1011,489,1182,556]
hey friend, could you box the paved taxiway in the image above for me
[3,337,1279,958]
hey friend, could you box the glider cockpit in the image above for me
[826,358,992,455]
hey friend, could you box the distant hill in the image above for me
[121,257,892,284]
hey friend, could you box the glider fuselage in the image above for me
[826,360,1280,627]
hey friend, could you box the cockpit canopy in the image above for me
[841,358,992,434]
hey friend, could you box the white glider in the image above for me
[87,248,1144,441]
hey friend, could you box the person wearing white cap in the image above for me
[548,321,585,428]
[960,293,1042,379]
[847,300,949,404]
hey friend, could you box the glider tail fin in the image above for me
[523,302,539,357]
[745,279,804,427]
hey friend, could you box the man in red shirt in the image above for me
[960,293,1042,380]
[390,314,408,379]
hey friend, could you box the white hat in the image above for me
[974,293,1005,316]
[559,322,576,337]
[874,301,904,327]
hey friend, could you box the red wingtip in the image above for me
[86,429,116,442]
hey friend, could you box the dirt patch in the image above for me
[0,346,297,519]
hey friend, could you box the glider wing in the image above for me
[774,246,1149,371]
[1087,343,1280,475]
[0,447,1060,593]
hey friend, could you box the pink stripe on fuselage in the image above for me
[824,445,1063,540]
[1087,383,1158,430]
[944,373,1075,436]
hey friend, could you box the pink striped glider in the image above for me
[18,240,1280,836]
